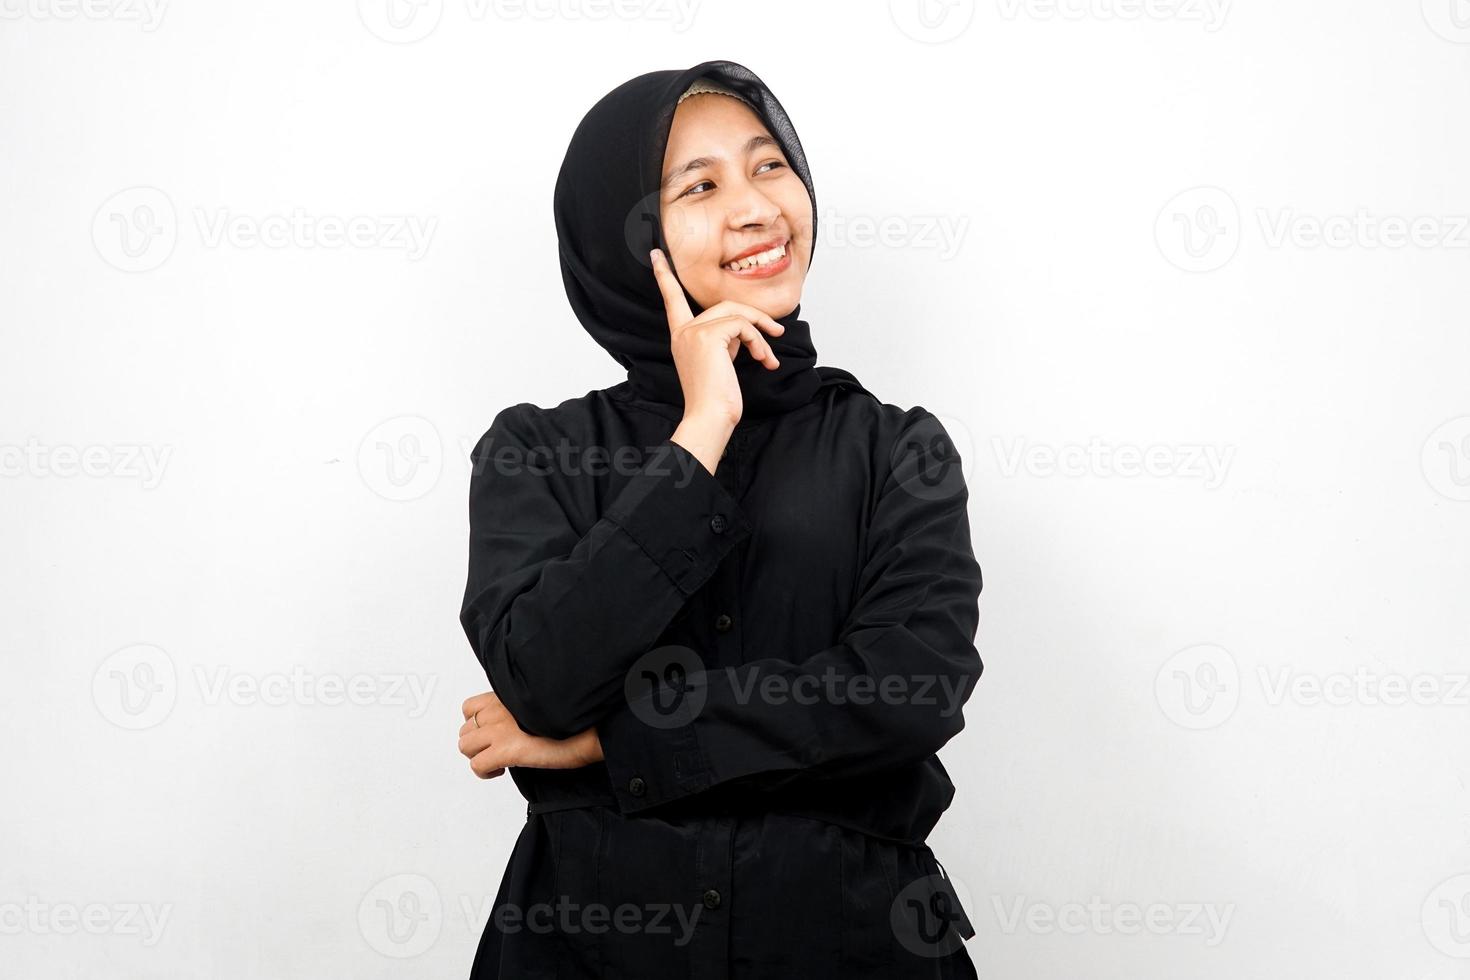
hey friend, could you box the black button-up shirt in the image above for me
[460,378,984,978]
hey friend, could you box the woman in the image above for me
[456,59,983,979]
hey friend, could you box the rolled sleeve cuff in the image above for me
[603,438,752,596]
[600,690,712,814]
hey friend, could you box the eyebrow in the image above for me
[662,134,781,191]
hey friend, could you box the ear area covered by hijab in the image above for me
[552,59,866,419]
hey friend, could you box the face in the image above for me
[658,93,812,319]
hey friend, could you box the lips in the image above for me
[726,236,788,264]
[723,237,790,273]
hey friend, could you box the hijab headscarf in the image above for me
[552,59,864,419]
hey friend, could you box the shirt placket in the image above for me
[686,430,749,980]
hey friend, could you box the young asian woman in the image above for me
[456,59,984,979]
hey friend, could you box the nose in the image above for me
[725,177,781,231]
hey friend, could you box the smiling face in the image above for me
[658,92,812,319]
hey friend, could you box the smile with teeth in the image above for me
[724,241,787,272]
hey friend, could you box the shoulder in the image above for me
[470,389,610,458]
[820,383,952,455]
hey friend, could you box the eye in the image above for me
[679,179,714,199]
[756,160,787,175]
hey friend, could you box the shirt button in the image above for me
[709,513,728,534]
[714,614,733,633]
[702,889,722,909]
[628,777,646,797]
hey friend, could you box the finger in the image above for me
[461,692,496,720]
[735,321,780,370]
[471,746,505,778]
[458,727,493,758]
[649,248,694,331]
[707,314,779,369]
[708,300,786,338]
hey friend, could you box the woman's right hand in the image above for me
[650,247,786,430]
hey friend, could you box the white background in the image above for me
[3,0,1470,976]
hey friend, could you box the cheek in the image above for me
[661,203,723,270]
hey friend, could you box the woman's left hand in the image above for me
[458,691,604,779]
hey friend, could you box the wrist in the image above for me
[671,415,735,474]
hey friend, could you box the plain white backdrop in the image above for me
[3,0,1470,976]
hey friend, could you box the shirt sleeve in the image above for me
[597,410,984,815]
[459,404,754,739]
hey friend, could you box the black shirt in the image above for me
[459,375,984,978]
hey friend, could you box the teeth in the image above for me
[726,242,786,272]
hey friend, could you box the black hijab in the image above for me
[552,59,864,419]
